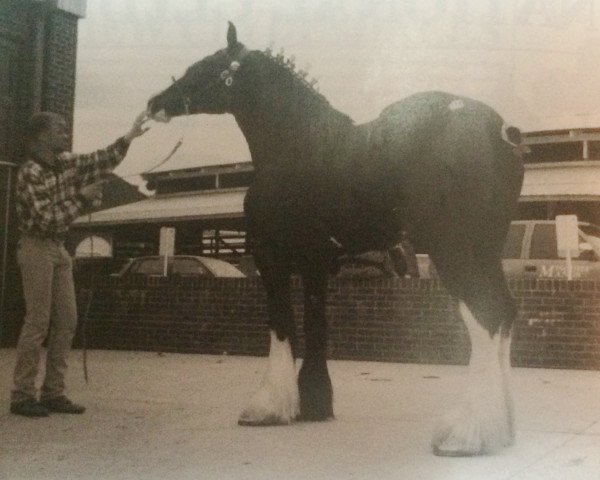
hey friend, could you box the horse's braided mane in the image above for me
[241,46,355,166]
[256,47,355,133]
[258,47,330,106]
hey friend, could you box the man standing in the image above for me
[10,111,149,417]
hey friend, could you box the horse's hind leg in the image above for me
[298,267,333,421]
[432,261,516,456]
[238,261,299,426]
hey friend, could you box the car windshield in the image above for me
[171,258,209,275]
[502,224,526,259]
[580,224,600,239]
[129,257,211,276]
[131,258,165,275]
[579,224,600,260]
[199,257,245,277]
[527,222,600,261]
[530,224,558,260]
[126,256,244,277]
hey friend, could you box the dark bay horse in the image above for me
[147,22,524,456]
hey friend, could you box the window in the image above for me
[131,258,164,275]
[171,258,209,275]
[129,257,211,276]
[529,224,558,259]
[587,141,600,160]
[156,176,216,194]
[75,236,112,257]
[219,171,254,189]
[525,142,583,163]
[578,225,600,261]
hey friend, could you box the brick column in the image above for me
[42,1,86,148]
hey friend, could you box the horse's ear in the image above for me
[227,22,238,50]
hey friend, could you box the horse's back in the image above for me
[376,91,513,170]
[393,91,521,194]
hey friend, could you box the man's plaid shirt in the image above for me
[16,137,131,240]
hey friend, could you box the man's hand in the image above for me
[79,182,103,203]
[124,110,151,142]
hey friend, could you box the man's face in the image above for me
[39,115,69,153]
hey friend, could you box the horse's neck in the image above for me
[233,55,354,169]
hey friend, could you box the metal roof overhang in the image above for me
[73,188,247,227]
[73,161,600,227]
[520,161,600,202]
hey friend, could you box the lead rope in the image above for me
[81,231,93,383]
[80,136,183,383]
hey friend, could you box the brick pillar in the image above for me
[42,9,80,149]
[0,0,86,346]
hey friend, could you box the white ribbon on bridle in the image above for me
[220,60,241,87]
[162,47,248,118]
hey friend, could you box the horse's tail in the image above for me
[501,123,521,147]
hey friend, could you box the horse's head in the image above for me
[147,22,247,121]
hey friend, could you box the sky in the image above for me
[72,0,600,184]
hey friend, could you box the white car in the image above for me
[114,255,246,278]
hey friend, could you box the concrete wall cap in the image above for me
[35,0,87,18]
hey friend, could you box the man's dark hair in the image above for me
[26,112,62,144]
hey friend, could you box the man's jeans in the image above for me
[12,236,78,403]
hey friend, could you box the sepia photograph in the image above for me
[1,1,600,479]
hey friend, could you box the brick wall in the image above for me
[43,9,79,146]
[512,279,600,369]
[75,277,600,370]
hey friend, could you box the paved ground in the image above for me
[1,348,599,480]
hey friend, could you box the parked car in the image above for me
[73,256,132,278]
[113,255,246,278]
[419,219,600,280]
[502,220,600,280]
[337,250,404,279]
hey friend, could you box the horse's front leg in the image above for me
[238,265,299,426]
[298,267,334,421]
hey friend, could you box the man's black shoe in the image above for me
[40,395,85,414]
[10,399,50,417]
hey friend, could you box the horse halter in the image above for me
[168,46,249,115]
[170,76,192,115]
[219,59,241,87]
[219,45,248,87]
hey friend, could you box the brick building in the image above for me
[0,0,87,345]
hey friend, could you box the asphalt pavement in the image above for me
[1,349,599,480]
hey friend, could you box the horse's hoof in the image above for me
[431,400,513,456]
[297,411,334,422]
[432,445,481,457]
[238,392,297,427]
[238,415,289,427]
[298,390,334,422]
[298,367,334,423]
[296,405,335,422]
[238,409,294,426]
